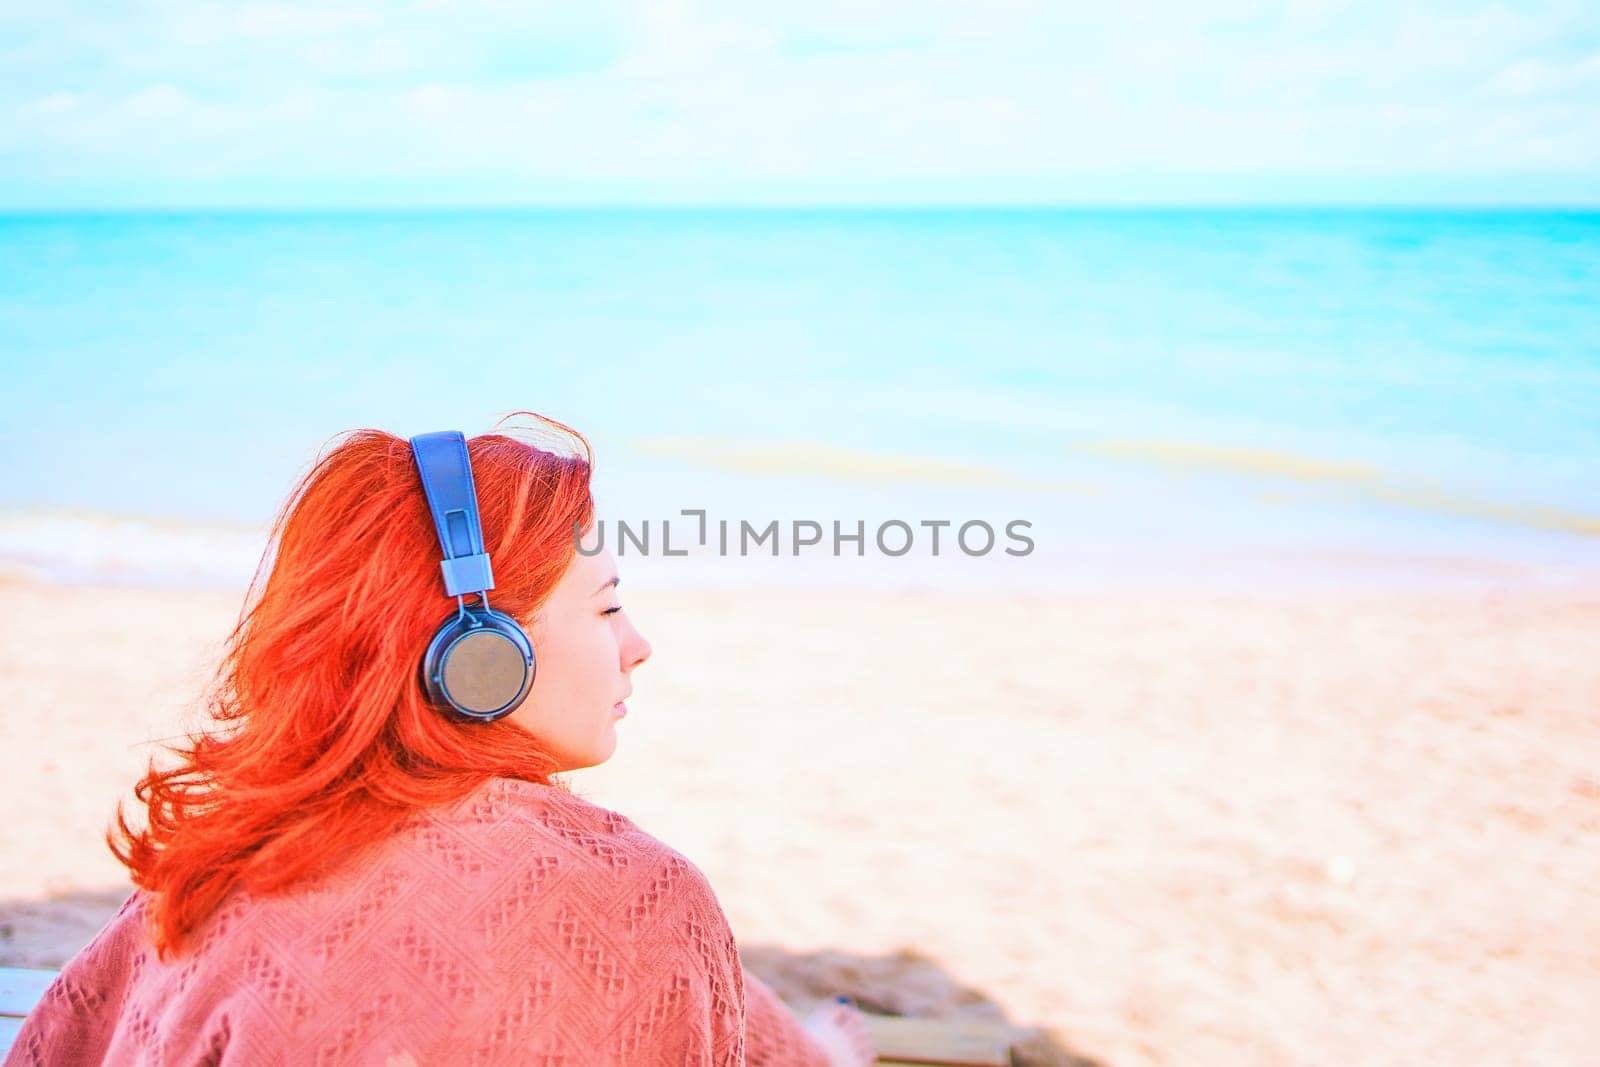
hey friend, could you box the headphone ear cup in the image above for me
[421,606,535,721]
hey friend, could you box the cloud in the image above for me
[123,84,197,119]
[235,3,382,37]
[2,0,1598,203]
[1483,50,1600,98]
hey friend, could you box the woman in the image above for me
[5,417,875,1066]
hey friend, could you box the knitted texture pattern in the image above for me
[5,778,830,1066]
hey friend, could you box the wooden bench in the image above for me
[789,997,1017,1066]
[1,967,1016,1065]
[0,967,55,1059]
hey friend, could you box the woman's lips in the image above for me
[612,701,627,717]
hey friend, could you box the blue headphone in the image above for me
[410,431,535,722]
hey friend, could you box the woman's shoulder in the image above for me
[397,776,721,904]
[16,781,746,1065]
[433,776,646,840]
[170,775,732,986]
[424,777,661,854]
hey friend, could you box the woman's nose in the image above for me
[625,624,652,670]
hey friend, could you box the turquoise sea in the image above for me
[1,208,1596,588]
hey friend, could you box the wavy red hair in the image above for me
[110,414,594,957]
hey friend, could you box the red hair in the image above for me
[110,414,594,957]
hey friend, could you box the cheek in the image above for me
[588,625,624,678]
[560,625,621,696]
[531,626,577,698]
[532,620,622,707]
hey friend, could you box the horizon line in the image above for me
[4,199,1600,216]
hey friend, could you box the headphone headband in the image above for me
[410,430,495,598]
[409,429,534,722]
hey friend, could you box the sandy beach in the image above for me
[2,570,1598,1066]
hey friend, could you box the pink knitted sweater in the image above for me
[5,778,830,1066]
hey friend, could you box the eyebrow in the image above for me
[593,576,620,595]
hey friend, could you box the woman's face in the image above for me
[509,542,652,772]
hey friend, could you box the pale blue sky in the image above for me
[3,0,1598,207]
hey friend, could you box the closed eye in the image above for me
[602,606,622,616]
